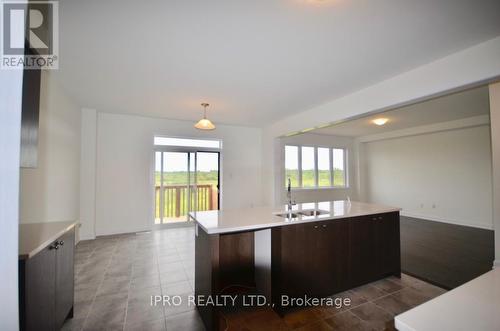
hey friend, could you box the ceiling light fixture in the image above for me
[194,103,216,130]
[372,118,388,126]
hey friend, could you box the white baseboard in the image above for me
[401,212,493,230]
[494,260,500,269]
[78,233,96,241]
[95,226,151,237]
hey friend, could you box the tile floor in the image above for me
[63,226,446,331]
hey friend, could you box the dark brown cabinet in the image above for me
[272,212,400,311]
[350,212,401,285]
[19,227,75,331]
[21,244,57,331]
[272,222,319,298]
[376,213,401,277]
[325,220,350,293]
[272,219,350,303]
[349,215,379,287]
[55,230,75,328]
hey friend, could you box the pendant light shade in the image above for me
[194,103,216,130]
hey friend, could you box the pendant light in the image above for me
[194,103,216,130]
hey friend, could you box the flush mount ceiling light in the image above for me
[194,103,216,130]
[372,118,388,126]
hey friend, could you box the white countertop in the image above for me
[19,221,78,260]
[189,200,400,234]
[395,268,500,331]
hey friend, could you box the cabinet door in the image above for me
[376,212,400,277]
[25,245,57,331]
[349,216,378,287]
[55,228,75,328]
[278,222,320,297]
[324,220,350,295]
[308,222,329,297]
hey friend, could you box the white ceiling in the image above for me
[56,0,500,127]
[312,85,490,137]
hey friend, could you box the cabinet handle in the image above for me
[49,243,59,250]
[378,216,383,220]
[322,224,327,228]
[58,240,65,246]
[372,217,377,221]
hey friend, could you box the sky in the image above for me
[155,152,218,172]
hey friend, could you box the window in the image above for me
[285,146,299,188]
[333,148,345,187]
[317,147,331,187]
[284,145,347,188]
[301,147,315,188]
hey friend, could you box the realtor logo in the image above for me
[1,0,59,69]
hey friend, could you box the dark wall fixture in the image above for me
[20,45,42,168]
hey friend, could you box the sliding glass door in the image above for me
[154,151,219,225]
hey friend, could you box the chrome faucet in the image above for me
[286,178,296,211]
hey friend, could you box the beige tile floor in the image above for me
[63,227,446,331]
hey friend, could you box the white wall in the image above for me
[361,124,493,229]
[88,112,263,236]
[489,82,500,266]
[79,108,97,240]
[19,71,81,226]
[276,133,358,204]
[0,65,23,331]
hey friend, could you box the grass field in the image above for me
[286,169,345,187]
[155,170,218,186]
[155,169,344,188]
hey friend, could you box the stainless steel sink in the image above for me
[298,209,328,216]
[275,209,328,218]
[275,212,299,218]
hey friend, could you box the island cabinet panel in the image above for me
[324,220,351,293]
[195,228,219,331]
[219,231,255,288]
[349,212,401,287]
[195,226,255,331]
[272,212,400,313]
[271,219,351,308]
[272,222,320,298]
[349,216,379,287]
[377,212,401,277]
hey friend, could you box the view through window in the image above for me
[154,137,220,224]
[285,145,346,188]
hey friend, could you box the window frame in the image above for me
[284,144,348,190]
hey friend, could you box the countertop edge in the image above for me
[195,208,401,235]
[19,221,79,260]
[394,318,416,331]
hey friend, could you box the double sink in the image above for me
[274,209,328,219]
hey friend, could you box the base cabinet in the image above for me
[349,216,379,287]
[19,227,75,331]
[272,212,400,311]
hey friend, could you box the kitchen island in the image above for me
[190,200,401,330]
